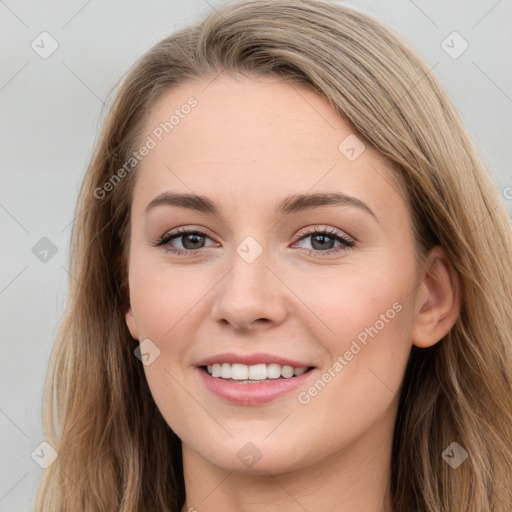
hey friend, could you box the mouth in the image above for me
[199,363,315,383]
[196,363,318,405]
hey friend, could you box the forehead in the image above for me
[132,74,406,219]
[143,74,359,164]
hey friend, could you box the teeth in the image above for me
[221,363,231,379]
[267,363,281,379]
[232,363,248,380]
[248,364,266,380]
[281,365,294,378]
[205,363,309,380]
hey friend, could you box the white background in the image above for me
[1,0,511,510]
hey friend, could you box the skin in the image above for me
[125,73,460,512]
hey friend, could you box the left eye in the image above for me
[153,227,355,257]
[156,229,217,252]
[294,228,355,253]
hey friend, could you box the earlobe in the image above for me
[125,307,139,340]
[411,246,461,348]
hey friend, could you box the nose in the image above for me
[210,242,288,332]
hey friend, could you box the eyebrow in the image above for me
[145,191,378,222]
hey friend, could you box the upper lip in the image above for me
[195,352,315,368]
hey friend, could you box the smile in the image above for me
[197,365,317,405]
[205,362,310,381]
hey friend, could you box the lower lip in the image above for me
[196,367,316,405]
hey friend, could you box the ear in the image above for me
[125,306,139,340]
[411,246,461,348]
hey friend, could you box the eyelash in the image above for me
[152,226,355,258]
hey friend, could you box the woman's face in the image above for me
[125,73,424,474]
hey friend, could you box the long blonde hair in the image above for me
[36,1,512,510]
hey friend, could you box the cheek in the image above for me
[291,279,413,463]
[336,278,409,347]
[129,257,201,344]
[315,255,415,395]
[320,255,411,340]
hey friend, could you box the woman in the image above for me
[35,1,512,511]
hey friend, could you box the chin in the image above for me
[191,437,315,475]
